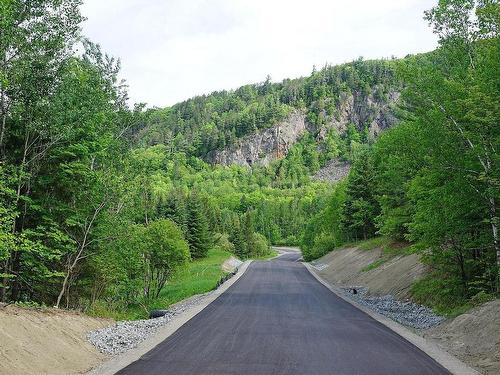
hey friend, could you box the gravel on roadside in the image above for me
[340,286,445,329]
[87,293,210,355]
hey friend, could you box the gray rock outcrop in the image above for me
[207,111,307,167]
[207,89,399,167]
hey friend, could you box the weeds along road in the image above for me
[116,251,450,375]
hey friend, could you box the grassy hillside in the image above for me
[131,58,399,159]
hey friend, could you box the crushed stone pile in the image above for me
[312,159,350,183]
[340,286,445,329]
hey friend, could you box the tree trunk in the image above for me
[490,197,499,290]
[55,202,105,308]
[55,264,70,308]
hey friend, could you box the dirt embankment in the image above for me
[0,304,112,375]
[312,245,425,299]
[424,300,500,375]
[311,244,500,374]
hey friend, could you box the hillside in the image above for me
[131,58,400,167]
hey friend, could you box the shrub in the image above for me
[252,233,270,257]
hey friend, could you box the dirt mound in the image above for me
[424,300,500,374]
[312,245,425,299]
[0,305,112,375]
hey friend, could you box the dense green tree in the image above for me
[159,189,188,234]
[0,0,84,302]
[142,219,190,299]
[302,181,347,261]
[186,192,211,258]
[342,148,379,240]
[241,211,255,259]
[228,214,244,258]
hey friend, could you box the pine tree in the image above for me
[159,190,187,234]
[242,211,256,258]
[342,148,379,240]
[186,192,211,258]
[229,215,246,259]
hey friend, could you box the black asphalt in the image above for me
[117,251,451,375]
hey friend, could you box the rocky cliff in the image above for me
[206,89,399,167]
[207,111,308,167]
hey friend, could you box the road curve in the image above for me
[117,251,450,375]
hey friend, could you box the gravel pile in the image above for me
[340,286,445,329]
[87,293,209,355]
[312,160,350,183]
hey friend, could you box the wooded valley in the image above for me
[0,0,498,318]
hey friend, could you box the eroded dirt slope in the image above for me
[312,245,425,299]
[424,300,500,375]
[0,305,112,375]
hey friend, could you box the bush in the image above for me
[143,219,191,299]
[214,233,235,253]
[302,234,337,261]
[252,233,270,257]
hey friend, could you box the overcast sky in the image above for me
[81,0,438,107]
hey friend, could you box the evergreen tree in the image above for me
[186,192,211,258]
[242,211,256,258]
[229,215,246,259]
[159,190,188,234]
[342,148,379,240]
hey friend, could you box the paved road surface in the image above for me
[117,251,450,375]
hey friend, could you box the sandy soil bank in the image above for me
[0,304,112,375]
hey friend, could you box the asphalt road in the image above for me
[117,251,450,375]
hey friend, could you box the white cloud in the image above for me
[81,0,438,107]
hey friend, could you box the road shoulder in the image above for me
[87,260,253,375]
[303,262,479,375]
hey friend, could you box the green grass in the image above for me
[151,248,232,310]
[357,236,393,251]
[253,249,279,260]
[361,259,386,272]
[89,248,232,320]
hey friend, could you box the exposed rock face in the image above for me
[317,90,400,140]
[207,89,399,167]
[207,111,307,167]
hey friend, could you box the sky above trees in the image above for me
[81,0,438,107]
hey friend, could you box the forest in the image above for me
[0,0,498,317]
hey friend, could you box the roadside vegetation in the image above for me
[88,248,232,320]
[302,0,499,313]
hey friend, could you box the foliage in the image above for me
[1,0,497,319]
[301,181,347,261]
[142,219,190,299]
[302,0,499,310]
[341,147,379,241]
[186,192,211,259]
